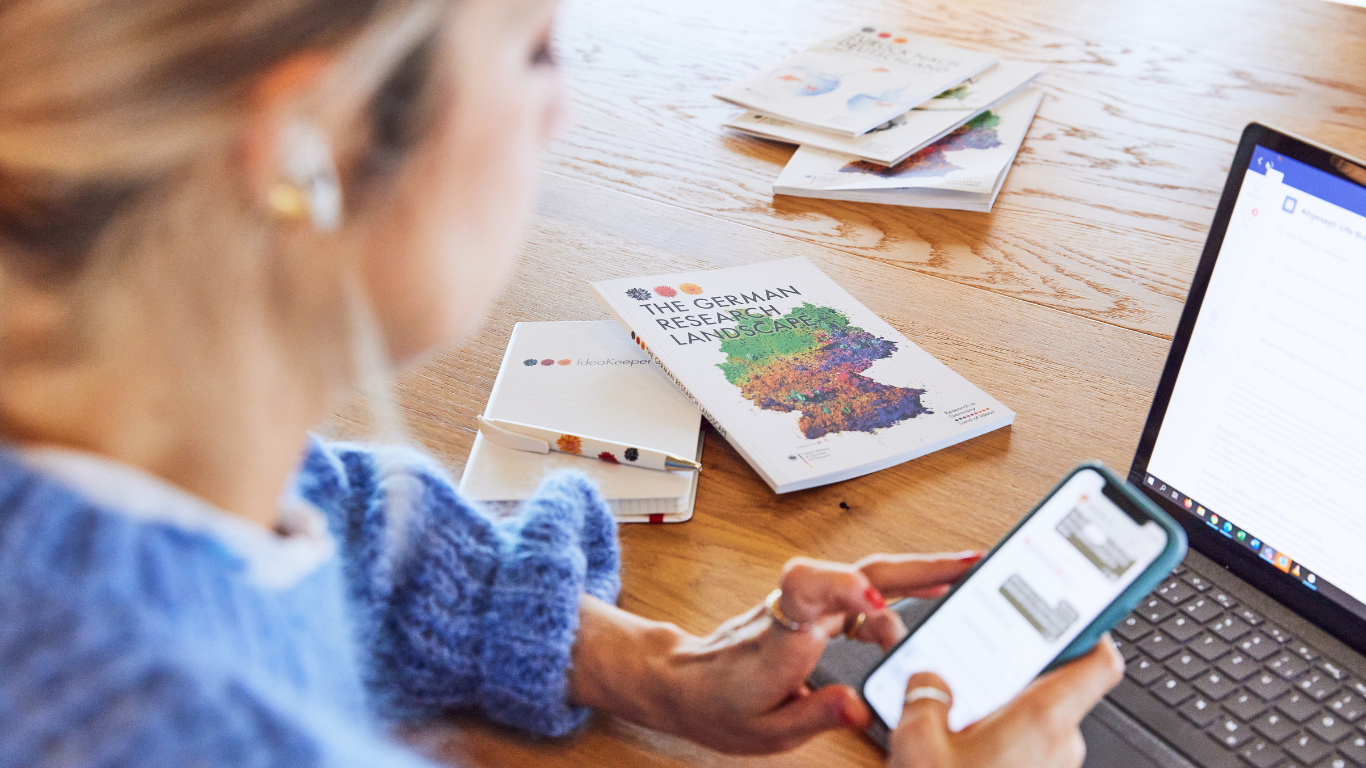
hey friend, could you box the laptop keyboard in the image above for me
[1111,563,1366,768]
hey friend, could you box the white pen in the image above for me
[476,416,701,472]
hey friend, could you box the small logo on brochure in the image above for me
[788,447,831,467]
[624,283,705,302]
[522,357,651,368]
[859,27,909,44]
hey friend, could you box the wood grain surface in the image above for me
[547,0,1366,337]
[324,0,1366,764]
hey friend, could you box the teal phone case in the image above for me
[1044,462,1187,669]
[861,462,1188,718]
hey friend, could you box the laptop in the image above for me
[811,123,1366,767]
[1083,124,1366,767]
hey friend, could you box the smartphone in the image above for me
[861,463,1186,732]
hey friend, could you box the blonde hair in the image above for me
[0,0,448,271]
[0,0,455,444]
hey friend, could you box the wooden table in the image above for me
[339,0,1366,764]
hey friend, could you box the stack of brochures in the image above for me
[715,24,1045,212]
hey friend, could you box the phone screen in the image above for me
[864,468,1169,731]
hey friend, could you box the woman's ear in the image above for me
[240,52,339,226]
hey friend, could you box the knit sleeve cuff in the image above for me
[476,472,621,737]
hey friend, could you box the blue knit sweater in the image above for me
[0,438,621,767]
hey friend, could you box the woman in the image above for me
[0,0,1122,765]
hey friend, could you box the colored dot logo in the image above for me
[678,283,704,295]
[624,447,639,462]
[526,357,576,367]
[654,285,678,298]
[625,287,652,301]
[877,32,890,38]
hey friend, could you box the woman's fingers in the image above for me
[880,638,1118,768]
[853,607,908,649]
[774,552,984,627]
[753,684,871,751]
[777,557,886,624]
[891,672,954,755]
[857,552,982,599]
[1003,635,1125,731]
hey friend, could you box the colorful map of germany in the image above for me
[717,302,931,439]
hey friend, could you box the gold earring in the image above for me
[266,123,343,231]
[268,183,309,221]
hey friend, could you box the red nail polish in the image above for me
[959,551,984,561]
[864,585,886,610]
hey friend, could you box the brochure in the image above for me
[713,25,998,137]
[589,258,1014,493]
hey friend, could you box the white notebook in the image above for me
[589,258,1014,493]
[458,322,703,523]
[713,25,997,137]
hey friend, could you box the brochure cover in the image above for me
[724,60,1045,165]
[772,87,1042,209]
[589,258,1014,493]
[713,25,998,137]
[459,321,703,523]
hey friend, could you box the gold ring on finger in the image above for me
[844,612,867,639]
[763,588,806,631]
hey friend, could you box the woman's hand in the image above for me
[569,552,980,754]
[888,637,1125,768]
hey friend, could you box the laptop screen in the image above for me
[1141,142,1366,621]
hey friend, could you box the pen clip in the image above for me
[477,416,550,454]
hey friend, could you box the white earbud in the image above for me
[268,123,342,232]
